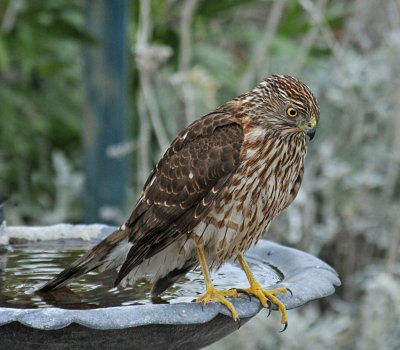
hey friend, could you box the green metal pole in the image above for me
[84,0,130,224]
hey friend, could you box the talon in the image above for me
[236,283,288,324]
[237,254,289,329]
[195,246,240,322]
[286,287,293,296]
[196,286,240,321]
[266,300,272,317]
[280,322,288,333]
[236,288,252,301]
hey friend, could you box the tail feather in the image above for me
[38,228,129,292]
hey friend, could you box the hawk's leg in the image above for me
[195,245,240,321]
[237,253,289,329]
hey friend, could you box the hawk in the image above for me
[39,75,320,330]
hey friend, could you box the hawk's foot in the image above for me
[238,281,289,330]
[196,286,240,321]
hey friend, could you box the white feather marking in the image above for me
[149,176,156,186]
[245,148,257,158]
[99,239,133,272]
[121,237,195,286]
[247,127,267,143]
[189,171,194,179]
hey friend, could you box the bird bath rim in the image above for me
[0,224,340,349]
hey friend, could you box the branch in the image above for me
[240,0,286,91]
[135,0,170,162]
[178,0,199,123]
[291,0,328,75]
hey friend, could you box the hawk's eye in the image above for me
[287,107,298,118]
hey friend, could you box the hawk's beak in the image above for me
[306,128,316,141]
[299,115,317,141]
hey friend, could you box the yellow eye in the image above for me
[287,108,298,118]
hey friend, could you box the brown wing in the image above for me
[115,112,244,285]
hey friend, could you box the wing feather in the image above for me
[115,112,243,285]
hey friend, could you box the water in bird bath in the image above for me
[0,240,281,309]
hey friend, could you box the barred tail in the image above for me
[38,228,130,292]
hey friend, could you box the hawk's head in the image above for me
[242,75,320,140]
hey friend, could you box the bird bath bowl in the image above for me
[0,223,340,349]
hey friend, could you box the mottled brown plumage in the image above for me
[39,75,320,326]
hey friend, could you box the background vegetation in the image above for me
[1,0,399,349]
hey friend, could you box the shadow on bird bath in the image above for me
[0,224,340,350]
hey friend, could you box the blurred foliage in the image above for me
[1,0,400,348]
[0,0,89,223]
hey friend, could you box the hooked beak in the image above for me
[306,128,316,141]
[299,115,317,141]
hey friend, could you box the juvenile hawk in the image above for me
[40,75,320,330]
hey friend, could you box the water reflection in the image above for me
[0,242,280,309]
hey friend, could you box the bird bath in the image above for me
[0,223,340,349]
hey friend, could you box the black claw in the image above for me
[236,288,252,301]
[286,288,293,296]
[279,322,288,333]
[191,298,197,302]
[266,300,272,317]
[201,302,205,312]
[236,318,241,329]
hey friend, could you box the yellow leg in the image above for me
[238,254,289,329]
[195,245,240,321]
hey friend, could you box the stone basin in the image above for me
[0,224,340,349]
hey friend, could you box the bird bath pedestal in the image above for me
[0,224,340,350]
